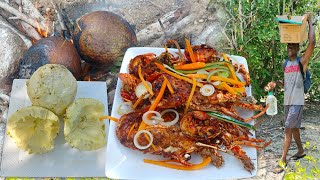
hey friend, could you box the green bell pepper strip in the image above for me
[176,65,229,74]
[207,69,230,81]
[163,64,187,76]
[206,111,256,131]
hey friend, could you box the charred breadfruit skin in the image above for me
[18,36,82,79]
[73,11,137,66]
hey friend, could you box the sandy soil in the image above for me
[243,101,320,180]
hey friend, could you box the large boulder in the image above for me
[0,25,27,93]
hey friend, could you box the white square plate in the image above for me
[0,79,108,177]
[105,47,257,180]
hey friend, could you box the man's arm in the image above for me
[301,13,316,72]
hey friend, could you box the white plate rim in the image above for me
[105,47,257,180]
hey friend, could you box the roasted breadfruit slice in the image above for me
[64,98,106,151]
[7,106,59,154]
[27,64,77,116]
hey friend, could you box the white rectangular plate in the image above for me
[0,79,109,177]
[105,47,257,180]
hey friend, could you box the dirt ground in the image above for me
[243,101,320,180]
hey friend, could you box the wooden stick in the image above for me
[17,0,46,23]
[0,14,33,44]
[8,16,20,20]
[1,14,41,41]
[20,21,42,40]
[14,0,41,41]
[50,1,71,40]
[0,1,46,32]
[50,1,66,30]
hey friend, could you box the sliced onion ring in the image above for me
[200,84,215,96]
[196,69,209,75]
[133,130,153,150]
[160,109,179,126]
[196,70,209,82]
[117,102,133,115]
[135,81,152,99]
[229,55,240,73]
[142,111,161,125]
[151,116,164,121]
[212,81,221,86]
[207,69,230,82]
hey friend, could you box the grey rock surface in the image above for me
[0,16,32,48]
[0,25,27,94]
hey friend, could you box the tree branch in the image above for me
[238,0,244,41]
[0,1,46,32]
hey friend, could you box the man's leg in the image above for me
[281,128,293,162]
[274,106,291,173]
[292,128,304,156]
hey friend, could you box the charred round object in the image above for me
[18,36,82,79]
[73,11,137,66]
[27,64,77,116]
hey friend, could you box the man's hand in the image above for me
[304,12,311,22]
[301,12,315,72]
[264,81,284,92]
[264,81,276,92]
[303,12,311,22]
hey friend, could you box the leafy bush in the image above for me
[223,0,320,103]
[284,141,320,179]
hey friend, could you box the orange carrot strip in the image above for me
[155,63,203,87]
[215,84,245,93]
[149,79,167,111]
[185,38,196,63]
[99,116,118,123]
[144,156,212,170]
[137,80,168,150]
[174,62,206,70]
[221,82,236,95]
[184,78,197,114]
[226,62,237,80]
[233,86,246,93]
[222,53,230,61]
[132,93,147,109]
[127,124,136,140]
[186,74,245,86]
[138,65,154,96]
[138,79,168,131]
[163,76,174,94]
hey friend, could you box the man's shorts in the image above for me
[284,105,303,128]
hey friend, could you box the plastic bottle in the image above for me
[266,91,278,115]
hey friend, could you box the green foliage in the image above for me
[284,141,320,180]
[224,0,320,103]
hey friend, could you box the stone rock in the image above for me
[0,16,32,47]
[136,0,228,50]
[0,25,27,93]
[107,89,116,113]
